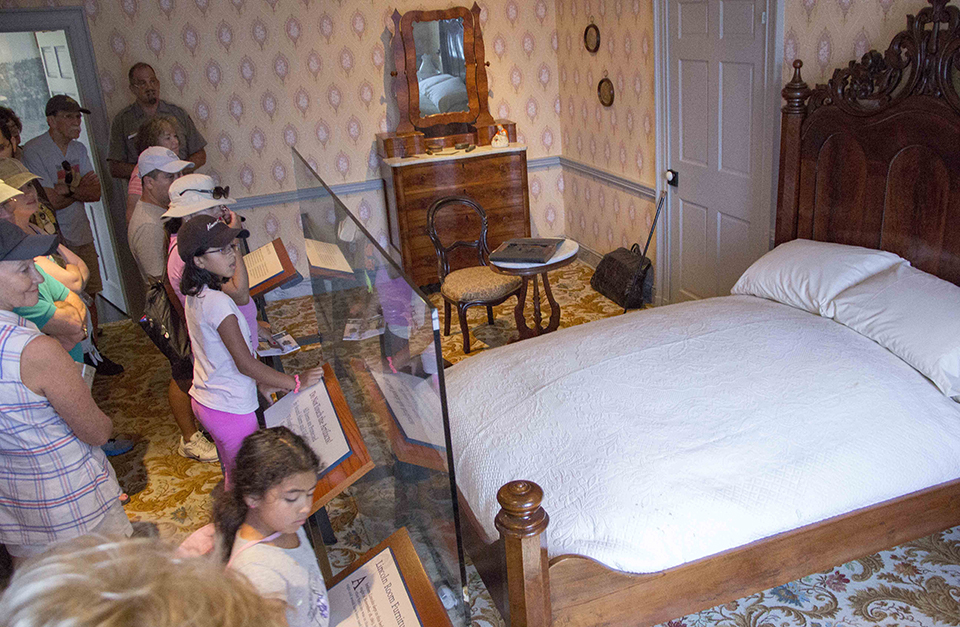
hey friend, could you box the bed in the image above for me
[445,1,960,625]
[418,73,469,117]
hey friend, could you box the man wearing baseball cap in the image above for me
[127,146,193,284]
[21,95,104,337]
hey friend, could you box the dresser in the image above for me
[380,143,531,288]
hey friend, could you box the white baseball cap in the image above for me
[0,178,24,205]
[137,146,194,178]
[163,173,235,219]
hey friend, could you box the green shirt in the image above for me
[13,264,83,363]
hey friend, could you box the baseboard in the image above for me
[575,242,603,268]
[572,240,660,307]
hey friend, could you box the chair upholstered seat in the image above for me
[441,266,522,302]
[428,195,523,353]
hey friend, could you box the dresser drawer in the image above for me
[407,209,528,254]
[398,153,525,190]
[400,188,527,229]
[383,147,529,286]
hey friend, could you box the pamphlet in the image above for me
[329,545,423,627]
[305,238,353,275]
[79,363,95,390]
[368,370,445,450]
[257,330,300,357]
[244,241,285,287]
[264,382,351,478]
[343,315,385,341]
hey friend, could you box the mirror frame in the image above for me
[391,3,494,134]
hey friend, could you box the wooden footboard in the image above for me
[484,478,960,627]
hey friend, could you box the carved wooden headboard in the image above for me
[776,0,960,285]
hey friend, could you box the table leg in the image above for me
[513,277,534,340]
[542,271,561,333]
[531,274,543,332]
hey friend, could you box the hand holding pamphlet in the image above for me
[257,330,300,356]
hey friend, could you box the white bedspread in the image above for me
[446,296,960,574]
[418,73,468,115]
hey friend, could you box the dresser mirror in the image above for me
[412,18,469,115]
[390,3,495,136]
[377,5,530,289]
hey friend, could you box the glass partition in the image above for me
[261,149,467,625]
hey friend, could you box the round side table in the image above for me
[491,239,579,339]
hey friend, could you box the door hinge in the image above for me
[760,11,767,24]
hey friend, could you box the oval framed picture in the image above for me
[598,77,615,107]
[584,23,600,53]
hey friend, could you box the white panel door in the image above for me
[667,0,770,301]
[34,30,127,313]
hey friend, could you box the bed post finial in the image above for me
[782,60,810,115]
[776,59,810,245]
[496,481,552,627]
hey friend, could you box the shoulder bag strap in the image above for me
[226,531,282,569]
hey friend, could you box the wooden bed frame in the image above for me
[461,2,960,625]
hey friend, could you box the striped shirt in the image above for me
[0,310,121,546]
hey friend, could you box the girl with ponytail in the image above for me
[212,426,329,627]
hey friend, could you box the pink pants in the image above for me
[190,399,258,487]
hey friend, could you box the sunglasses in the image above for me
[178,185,230,199]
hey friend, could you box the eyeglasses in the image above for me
[178,186,230,199]
[204,244,237,256]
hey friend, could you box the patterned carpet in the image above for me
[89,258,960,627]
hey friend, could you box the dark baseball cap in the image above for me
[45,95,91,116]
[0,220,58,262]
[178,214,249,262]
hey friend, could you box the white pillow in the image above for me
[731,239,906,317]
[417,54,441,79]
[832,263,960,401]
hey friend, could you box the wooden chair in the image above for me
[427,196,522,353]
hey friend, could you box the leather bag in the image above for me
[138,275,191,363]
[590,191,665,311]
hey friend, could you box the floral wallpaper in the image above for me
[4,0,927,296]
[783,0,928,83]
[5,0,566,286]
[562,169,658,255]
[556,0,658,258]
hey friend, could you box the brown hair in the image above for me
[128,62,155,84]
[135,116,180,155]
[0,107,20,142]
[212,427,319,561]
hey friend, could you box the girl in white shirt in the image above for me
[177,215,322,485]
[214,426,330,627]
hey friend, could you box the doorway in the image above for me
[0,9,135,316]
[657,0,783,302]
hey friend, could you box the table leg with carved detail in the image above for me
[513,272,562,339]
[541,271,561,333]
[513,276,534,340]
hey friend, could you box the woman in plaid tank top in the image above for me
[0,191,130,562]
